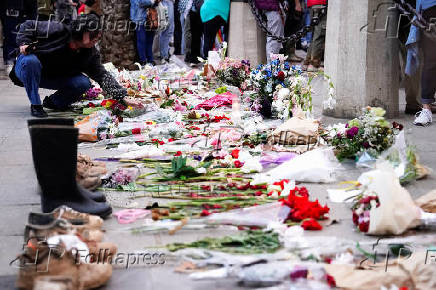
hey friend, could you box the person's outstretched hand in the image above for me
[19,45,29,55]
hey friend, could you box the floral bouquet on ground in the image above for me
[215,57,251,88]
[350,162,422,235]
[248,55,294,115]
[329,107,402,161]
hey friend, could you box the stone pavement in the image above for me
[0,76,435,289]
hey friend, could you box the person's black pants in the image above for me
[173,0,182,55]
[420,5,436,104]
[187,10,203,62]
[202,16,225,58]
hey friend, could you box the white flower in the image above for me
[196,167,206,174]
[241,158,263,173]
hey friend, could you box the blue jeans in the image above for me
[159,0,175,59]
[15,54,91,108]
[301,6,312,44]
[136,25,155,63]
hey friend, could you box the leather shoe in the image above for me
[30,105,48,118]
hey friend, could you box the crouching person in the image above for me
[10,14,127,117]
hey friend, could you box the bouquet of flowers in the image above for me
[330,107,402,161]
[271,74,313,119]
[351,191,380,233]
[215,57,251,88]
[249,55,293,107]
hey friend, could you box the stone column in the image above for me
[228,1,267,66]
[323,0,399,118]
[99,0,136,70]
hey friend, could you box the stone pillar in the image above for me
[323,0,399,118]
[228,1,267,66]
[99,0,136,70]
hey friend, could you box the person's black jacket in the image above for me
[11,20,126,99]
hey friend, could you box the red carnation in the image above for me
[231,149,240,159]
[301,218,323,231]
[358,221,369,232]
[131,128,141,135]
[352,212,359,226]
[174,151,182,156]
[325,274,336,287]
[200,210,211,216]
[277,71,285,81]
[234,160,244,168]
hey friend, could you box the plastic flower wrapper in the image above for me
[252,148,342,184]
[351,162,422,235]
[103,167,140,189]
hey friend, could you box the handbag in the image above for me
[145,7,159,31]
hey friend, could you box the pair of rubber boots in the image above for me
[28,118,112,218]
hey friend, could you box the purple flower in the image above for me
[363,142,370,149]
[336,133,342,139]
[345,123,349,128]
[193,155,202,161]
[346,127,359,139]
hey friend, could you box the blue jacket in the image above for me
[405,0,436,75]
[130,0,155,23]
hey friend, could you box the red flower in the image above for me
[277,71,285,81]
[88,102,96,108]
[131,128,141,135]
[301,218,323,231]
[358,221,369,232]
[174,151,182,156]
[352,212,359,226]
[168,138,175,142]
[255,191,263,196]
[158,141,165,145]
[325,274,336,287]
[234,160,244,168]
[212,204,222,209]
[200,210,211,216]
[231,149,240,159]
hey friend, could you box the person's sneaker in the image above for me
[307,64,318,72]
[30,105,48,118]
[414,109,432,126]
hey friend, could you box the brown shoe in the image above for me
[33,276,74,290]
[25,218,104,243]
[15,239,113,290]
[77,176,102,191]
[28,206,104,229]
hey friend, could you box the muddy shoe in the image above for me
[28,206,103,229]
[15,239,113,290]
[14,241,80,290]
[25,218,104,243]
[33,276,74,290]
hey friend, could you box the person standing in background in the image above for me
[2,0,37,75]
[130,0,157,65]
[254,0,286,62]
[54,0,78,23]
[282,0,304,62]
[302,0,327,72]
[200,0,230,59]
[184,0,203,65]
[173,0,182,55]
[159,0,175,63]
[409,0,436,126]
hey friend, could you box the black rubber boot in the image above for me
[27,119,106,202]
[28,125,112,218]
